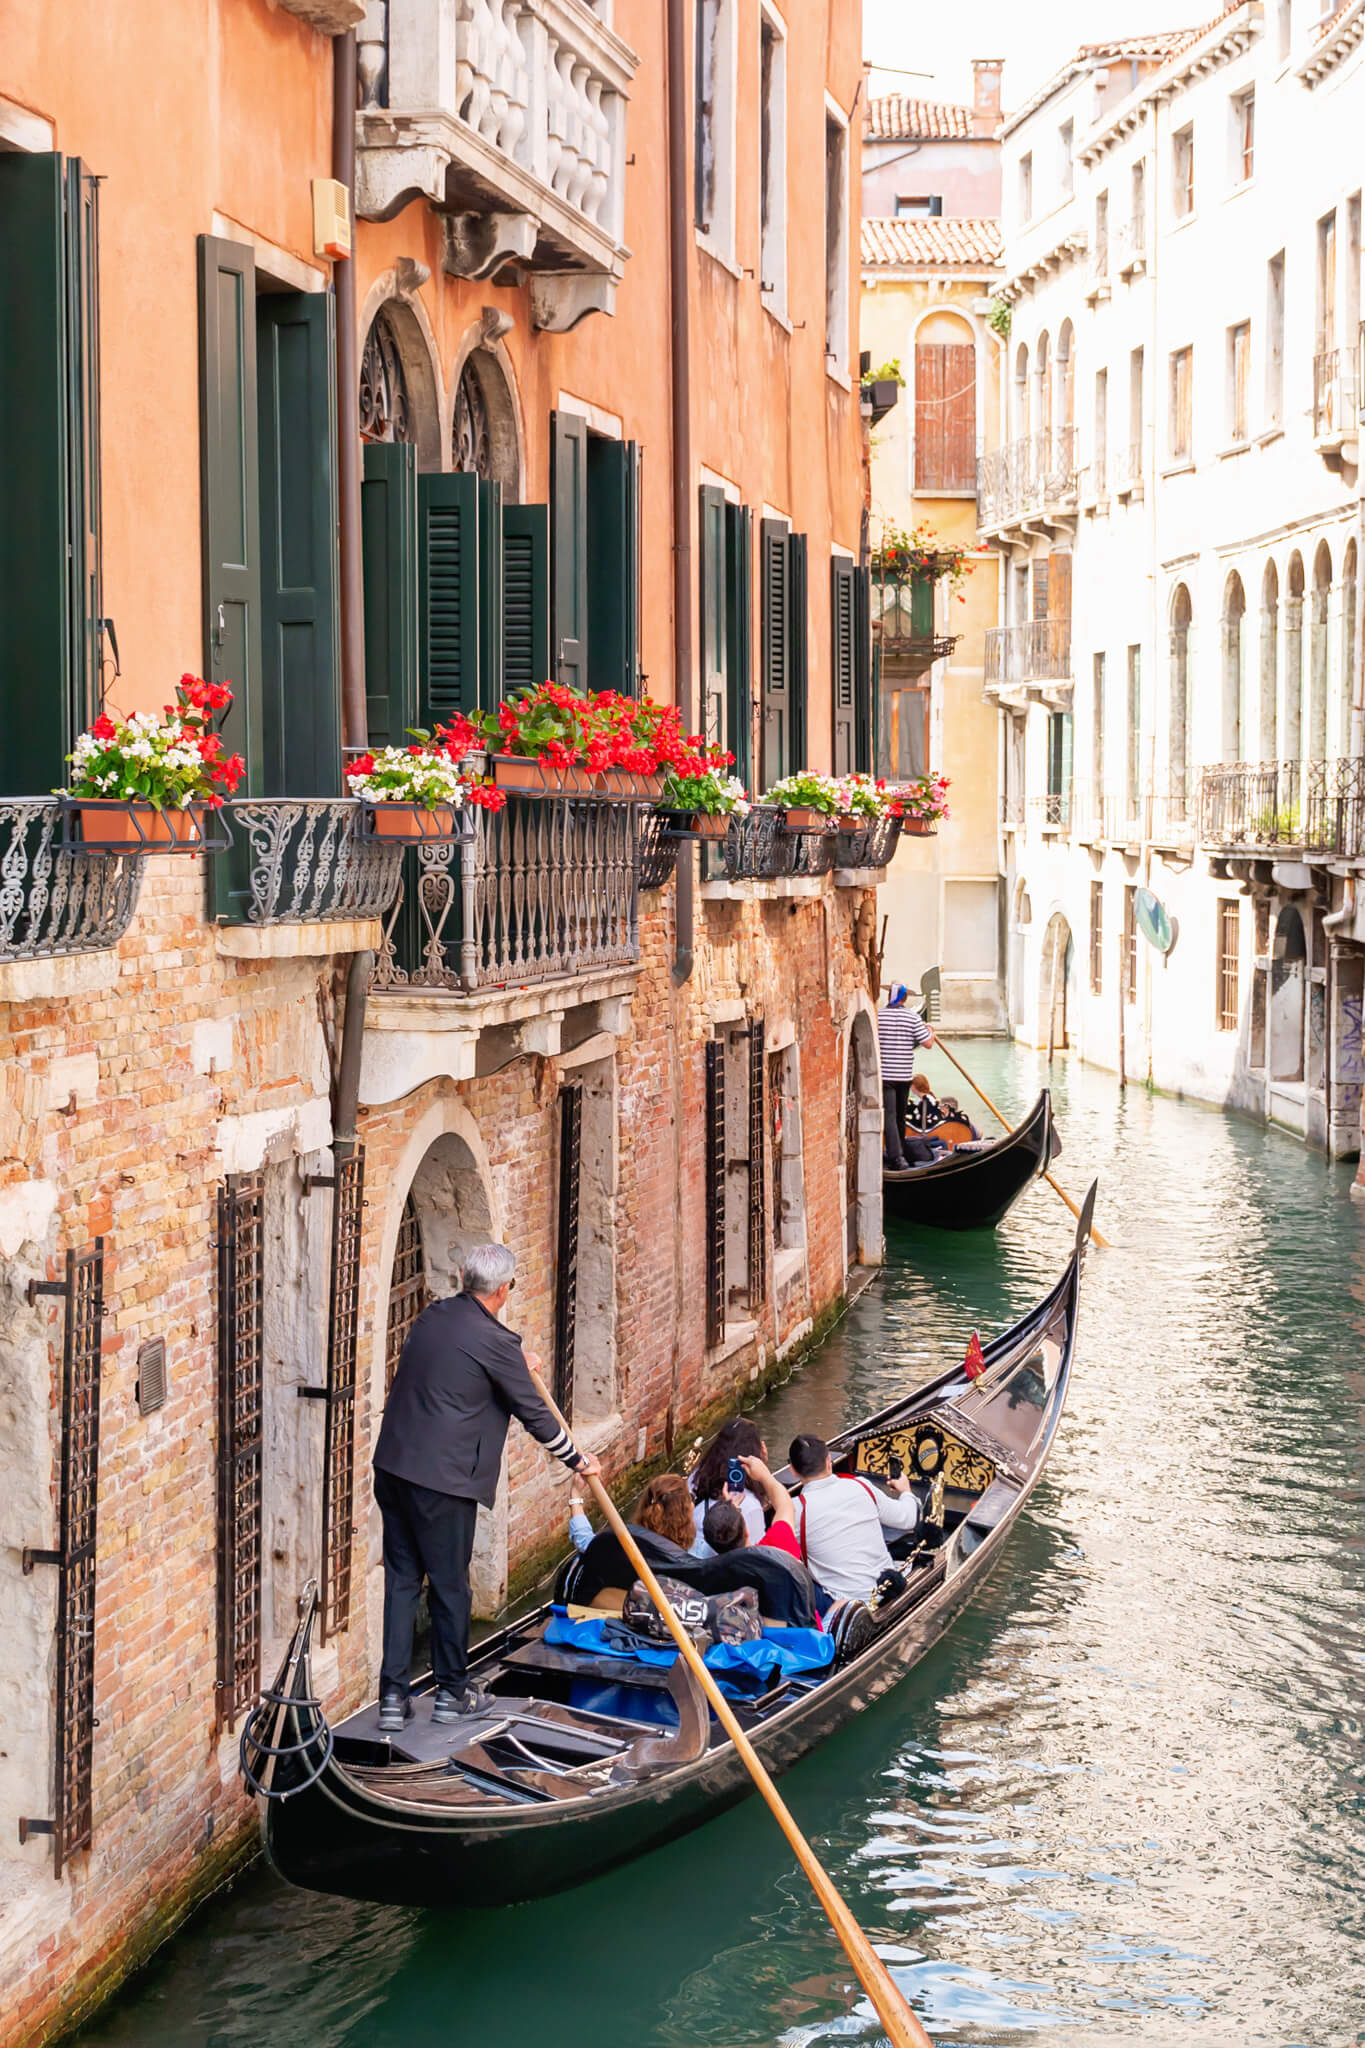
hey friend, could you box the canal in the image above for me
[77,1045,1365,2047]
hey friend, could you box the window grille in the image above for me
[1090,881,1104,995]
[20,1243,104,1877]
[704,1039,726,1348]
[1217,900,1241,1031]
[216,1175,264,1731]
[553,1083,583,1416]
[385,1193,428,1395]
[1123,886,1139,1003]
[321,1147,365,1642]
[748,1021,766,1312]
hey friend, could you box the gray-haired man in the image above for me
[372,1241,599,1730]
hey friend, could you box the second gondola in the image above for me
[884,1088,1055,1230]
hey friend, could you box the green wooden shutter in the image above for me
[699,484,728,751]
[502,504,550,691]
[477,477,503,704]
[760,519,790,790]
[789,531,809,768]
[361,441,418,748]
[830,555,856,776]
[853,564,872,774]
[198,235,263,792]
[725,502,753,789]
[256,291,340,796]
[0,154,101,793]
[417,471,480,727]
[551,410,589,690]
[587,438,640,696]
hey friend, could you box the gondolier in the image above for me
[372,1241,600,1732]
[878,983,934,1170]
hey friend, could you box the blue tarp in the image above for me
[543,1608,834,1696]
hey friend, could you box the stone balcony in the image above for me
[356,0,638,330]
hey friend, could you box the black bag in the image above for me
[621,1577,761,1651]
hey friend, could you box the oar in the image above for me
[930,1039,1110,1248]
[527,1368,931,2048]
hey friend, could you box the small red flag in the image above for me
[963,1330,986,1379]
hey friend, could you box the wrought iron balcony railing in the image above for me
[976,427,1078,529]
[0,799,145,964]
[1200,757,1365,857]
[356,0,637,329]
[1028,790,1072,832]
[984,617,1072,686]
[373,793,640,993]
[1000,791,1025,828]
[1116,215,1146,276]
[222,800,405,926]
[1313,347,1357,444]
[1114,441,1144,498]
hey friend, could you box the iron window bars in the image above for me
[553,1083,583,1415]
[747,1021,766,1313]
[20,1243,105,1878]
[318,1148,365,1642]
[385,1193,428,1395]
[216,1174,265,1731]
[704,1039,726,1348]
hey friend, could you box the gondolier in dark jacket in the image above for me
[878,984,936,1169]
[373,1241,600,1730]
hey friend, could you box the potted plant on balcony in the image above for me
[657,742,750,839]
[346,737,493,841]
[472,684,668,799]
[896,770,952,837]
[60,676,244,850]
[763,771,843,832]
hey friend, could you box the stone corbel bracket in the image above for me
[442,210,539,280]
[530,273,618,332]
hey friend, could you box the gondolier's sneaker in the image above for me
[431,1683,491,1724]
[377,1690,413,1733]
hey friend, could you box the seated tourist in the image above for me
[788,1433,921,1603]
[568,1470,705,1557]
[907,1074,941,1131]
[690,1418,769,1552]
[698,1498,821,1630]
[937,1095,982,1141]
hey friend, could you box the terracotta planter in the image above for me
[76,802,201,849]
[601,767,665,801]
[781,805,833,833]
[366,802,458,841]
[694,810,734,841]
[491,753,556,793]
[902,817,938,837]
[836,813,861,831]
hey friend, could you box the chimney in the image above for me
[971,58,1003,136]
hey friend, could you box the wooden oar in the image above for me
[528,1369,930,2048]
[930,1039,1110,1248]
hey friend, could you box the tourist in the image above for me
[787,1433,920,1603]
[568,1472,705,1557]
[878,984,934,1170]
[699,1454,824,1630]
[689,1417,769,1551]
[373,1242,600,1732]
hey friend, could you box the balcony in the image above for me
[872,571,958,676]
[1115,216,1146,279]
[213,800,405,956]
[1200,758,1365,859]
[1313,348,1358,464]
[356,0,638,331]
[976,427,1079,537]
[0,800,145,989]
[1028,790,1072,835]
[984,618,1072,691]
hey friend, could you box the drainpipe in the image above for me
[667,0,694,987]
[333,949,374,1161]
[334,30,367,752]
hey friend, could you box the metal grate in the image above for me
[216,1175,264,1731]
[135,1337,167,1416]
[553,1084,583,1415]
[1216,900,1241,1033]
[747,1021,766,1313]
[321,1147,365,1642]
[704,1039,726,1349]
[385,1193,427,1394]
[20,1244,105,1876]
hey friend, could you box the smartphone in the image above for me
[727,1457,746,1493]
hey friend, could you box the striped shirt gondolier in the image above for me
[877,1006,931,1082]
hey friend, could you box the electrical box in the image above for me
[312,177,352,260]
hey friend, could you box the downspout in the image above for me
[334,30,367,752]
[667,0,694,987]
[333,949,374,1162]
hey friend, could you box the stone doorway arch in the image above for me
[843,1003,883,1269]
[1270,905,1307,1082]
[1038,911,1072,1051]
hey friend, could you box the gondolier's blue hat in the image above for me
[887,982,909,1006]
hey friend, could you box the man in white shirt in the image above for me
[788,1433,921,1604]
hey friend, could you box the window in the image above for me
[1092,651,1107,791]
[830,554,870,775]
[759,8,787,315]
[1232,89,1255,184]
[1123,885,1138,1002]
[1266,251,1285,425]
[1089,881,1104,994]
[878,680,929,783]
[1093,366,1108,494]
[1216,900,1240,1031]
[1222,572,1247,759]
[895,195,942,218]
[914,332,977,489]
[1131,158,1146,242]
[1125,645,1142,820]
[1173,125,1195,218]
[1129,346,1145,477]
[1059,119,1075,197]
[1170,585,1193,810]
[760,518,808,786]
[1095,189,1109,273]
[1019,151,1033,221]
[824,109,849,373]
[0,153,104,796]
[1047,709,1073,824]
[551,413,641,699]
[1169,345,1193,462]
[695,0,736,258]
[699,485,755,785]
[1275,0,1292,60]
[705,1027,768,1344]
[1318,209,1337,353]
[1227,322,1251,443]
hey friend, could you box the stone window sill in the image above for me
[705,1319,759,1370]
[216,918,382,960]
[0,950,119,1004]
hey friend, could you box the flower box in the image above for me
[357,802,472,845]
[68,799,227,855]
[490,754,662,801]
[780,805,833,833]
[657,807,733,841]
[902,818,937,837]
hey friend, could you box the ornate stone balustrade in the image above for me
[0,800,145,964]
[357,0,638,331]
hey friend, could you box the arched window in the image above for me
[1014,342,1030,438]
[451,345,522,492]
[1221,572,1247,761]
[1341,540,1358,754]
[1057,318,1076,439]
[1259,560,1279,762]
[913,312,976,490]
[1284,551,1305,760]
[1036,330,1052,439]
[1270,905,1306,1082]
[1309,540,1332,758]
[1169,583,1193,806]
[359,300,441,470]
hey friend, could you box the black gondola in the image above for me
[884,1088,1055,1231]
[243,1185,1094,1910]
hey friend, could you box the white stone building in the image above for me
[983,2,1365,1153]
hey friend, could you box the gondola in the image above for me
[242,1184,1094,1910]
[884,1088,1056,1231]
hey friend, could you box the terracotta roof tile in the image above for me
[865,94,973,140]
[861,216,1004,270]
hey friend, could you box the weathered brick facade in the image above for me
[0,857,885,2043]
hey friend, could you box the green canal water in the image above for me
[77,1045,1365,2047]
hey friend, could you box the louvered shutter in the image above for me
[789,532,808,769]
[760,519,790,788]
[417,471,480,726]
[587,437,641,694]
[853,564,872,773]
[257,290,340,796]
[914,343,945,492]
[943,343,977,489]
[725,502,753,789]
[502,504,550,690]
[199,236,263,792]
[362,441,418,748]
[831,556,856,775]
[551,410,589,690]
[477,477,503,704]
[1032,559,1050,620]
[699,484,728,750]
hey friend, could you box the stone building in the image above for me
[980,6,1365,1157]
[0,0,884,2036]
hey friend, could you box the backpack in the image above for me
[621,1576,761,1651]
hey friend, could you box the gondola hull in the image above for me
[884,1088,1053,1230]
[253,1191,1091,1910]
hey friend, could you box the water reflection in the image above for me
[78,1046,1365,2046]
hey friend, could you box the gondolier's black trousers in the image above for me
[883,1082,938,1170]
[375,1468,479,1696]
